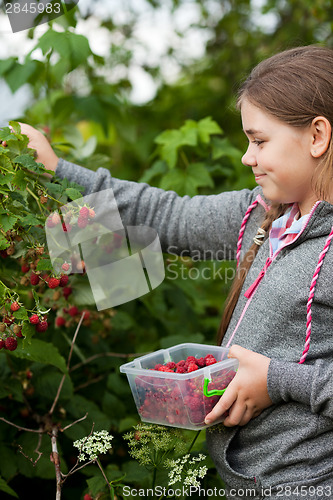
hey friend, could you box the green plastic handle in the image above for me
[203,378,226,397]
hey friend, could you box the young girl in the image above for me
[21,45,333,498]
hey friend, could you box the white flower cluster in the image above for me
[73,430,114,462]
[166,453,208,488]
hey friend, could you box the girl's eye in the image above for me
[252,139,264,146]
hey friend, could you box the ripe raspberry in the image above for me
[21,263,30,273]
[48,277,60,289]
[61,262,70,272]
[83,495,93,500]
[154,364,163,370]
[36,320,48,333]
[158,366,174,372]
[10,302,20,312]
[63,286,72,299]
[176,366,186,373]
[59,274,69,287]
[79,206,89,218]
[205,356,217,366]
[30,272,40,285]
[77,216,88,229]
[68,306,79,317]
[187,362,199,372]
[55,316,66,327]
[3,316,14,325]
[29,314,39,325]
[0,339,5,349]
[196,357,205,368]
[165,362,177,371]
[5,337,18,351]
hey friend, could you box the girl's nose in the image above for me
[242,147,257,167]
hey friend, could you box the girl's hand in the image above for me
[204,345,273,427]
[19,123,59,172]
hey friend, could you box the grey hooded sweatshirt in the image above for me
[56,159,333,499]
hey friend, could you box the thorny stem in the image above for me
[49,312,85,415]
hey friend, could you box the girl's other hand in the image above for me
[205,345,273,427]
[19,123,59,172]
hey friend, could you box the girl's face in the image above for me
[241,99,319,216]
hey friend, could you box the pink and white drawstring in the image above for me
[299,225,333,364]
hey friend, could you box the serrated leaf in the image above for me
[0,477,18,498]
[0,233,10,251]
[160,163,213,196]
[155,126,198,169]
[36,259,53,271]
[197,117,223,143]
[5,60,38,93]
[12,308,28,321]
[138,160,167,184]
[212,137,242,161]
[22,322,35,343]
[65,187,83,201]
[12,170,28,190]
[14,154,45,174]
[0,172,14,185]
[0,214,17,232]
[20,214,43,227]
[9,339,68,373]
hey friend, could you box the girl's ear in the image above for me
[310,116,332,158]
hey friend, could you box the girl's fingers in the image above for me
[204,386,237,424]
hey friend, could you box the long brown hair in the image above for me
[217,45,333,345]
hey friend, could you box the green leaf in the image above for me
[138,160,167,184]
[12,170,28,190]
[12,308,28,321]
[211,137,242,161]
[20,214,43,227]
[0,214,17,233]
[0,477,18,498]
[65,187,83,200]
[36,259,53,272]
[160,163,213,196]
[0,172,14,185]
[197,117,223,143]
[21,322,35,343]
[86,476,107,496]
[155,122,198,169]
[0,234,10,251]
[5,60,38,93]
[9,339,68,373]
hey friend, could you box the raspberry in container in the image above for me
[119,343,238,430]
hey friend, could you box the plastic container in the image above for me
[119,343,238,430]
